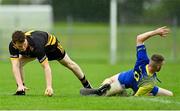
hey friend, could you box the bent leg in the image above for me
[58,53,91,88]
[156,87,173,96]
[59,53,84,79]
[101,74,124,96]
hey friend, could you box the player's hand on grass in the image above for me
[44,87,53,97]
[24,86,30,90]
[155,26,170,37]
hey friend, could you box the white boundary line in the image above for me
[131,97,180,105]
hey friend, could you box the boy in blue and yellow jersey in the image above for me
[80,26,173,96]
[9,30,92,96]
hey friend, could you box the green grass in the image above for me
[0,60,180,109]
[0,23,180,109]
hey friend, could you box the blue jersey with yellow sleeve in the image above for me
[118,45,158,96]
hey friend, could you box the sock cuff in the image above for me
[80,76,86,81]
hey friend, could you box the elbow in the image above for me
[136,35,143,45]
[168,91,174,96]
[136,35,142,43]
[164,90,173,96]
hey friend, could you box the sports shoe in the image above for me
[80,84,111,96]
[14,90,25,95]
[96,84,111,96]
[80,88,99,96]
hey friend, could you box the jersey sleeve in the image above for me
[150,86,159,96]
[134,84,154,96]
[34,45,48,64]
[9,42,19,59]
[135,76,157,96]
[134,45,149,72]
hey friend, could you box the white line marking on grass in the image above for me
[134,97,180,105]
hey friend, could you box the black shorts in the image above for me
[45,42,66,61]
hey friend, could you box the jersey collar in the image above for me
[146,65,153,77]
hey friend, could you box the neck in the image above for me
[24,39,29,50]
[148,65,156,74]
[25,39,28,46]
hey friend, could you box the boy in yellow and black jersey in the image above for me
[9,30,92,96]
[9,30,65,63]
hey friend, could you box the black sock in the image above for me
[80,76,92,88]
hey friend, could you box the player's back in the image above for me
[25,30,49,47]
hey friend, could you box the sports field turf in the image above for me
[0,23,180,109]
[0,61,180,109]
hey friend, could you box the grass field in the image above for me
[0,23,180,110]
[0,61,180,110]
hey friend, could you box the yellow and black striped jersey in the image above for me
[9,30,64,63]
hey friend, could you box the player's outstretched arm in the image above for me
[41,59,53,97]
[136,26,170,46]
[11,59,25,91]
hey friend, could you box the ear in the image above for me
[12,42,16,45]
[12,43,17,49]
[157,64,162,69]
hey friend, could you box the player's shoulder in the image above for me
[32,30,47,34]
[9,41,18,51]
[25,30,47,35]
[9,41,14,47]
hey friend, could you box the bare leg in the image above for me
[101,74,124,96]
[58,53,92,88]
[80,74,125,96]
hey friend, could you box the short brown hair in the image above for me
[12,31,25,43]
[151,54,164,64]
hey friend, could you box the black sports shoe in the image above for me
[80,88,99,96]
[14,90,25,96]
[80,84,111,96]
[96,84,111,96]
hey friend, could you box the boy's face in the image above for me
[14,39,28,51]
[156,61,164,72]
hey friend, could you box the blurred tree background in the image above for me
[52,0,109,22]
[53,0,180,25]
[0,0,180,62]
[1,0,180,25]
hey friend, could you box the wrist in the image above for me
[46,86,52,89]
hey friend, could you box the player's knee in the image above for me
[105,81,122,96]
[101,78,112,85]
